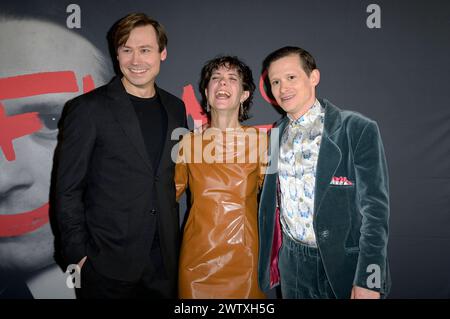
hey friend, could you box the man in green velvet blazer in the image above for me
[258,46,390,299]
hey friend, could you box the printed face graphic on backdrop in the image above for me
[0,18,109,275]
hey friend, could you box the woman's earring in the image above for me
[206,102,210,112]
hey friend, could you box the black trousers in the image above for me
[78,233,172,299]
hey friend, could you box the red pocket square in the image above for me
[330,176,353,185]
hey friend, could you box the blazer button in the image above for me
[150,209,157,215]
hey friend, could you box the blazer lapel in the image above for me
[314,99,342,215]
[272,117,289,176]
[155,86,180,177]
[107,77,153,172]
[277,118,289,148]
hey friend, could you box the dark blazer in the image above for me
[258,99,391,298]
[55,77,186,290]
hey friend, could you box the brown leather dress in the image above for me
[175,126,267,298]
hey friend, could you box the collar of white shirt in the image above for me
[286,99,322,127]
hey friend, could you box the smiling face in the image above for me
[117,25,167,97]
[0,18,109,274]
[205,65,249,116]
[268,54,320,120]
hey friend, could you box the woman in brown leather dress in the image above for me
[175,56,267,298]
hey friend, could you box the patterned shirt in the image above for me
[278,100,325,246]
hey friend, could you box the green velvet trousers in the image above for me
[279,235,335,299]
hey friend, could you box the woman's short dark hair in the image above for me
[199,56,255,122]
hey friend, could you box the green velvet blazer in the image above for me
[258,99,391,298]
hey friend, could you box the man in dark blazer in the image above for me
[258,46,390,299]
[55,13,186,298]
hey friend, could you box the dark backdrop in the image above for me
[1,0,449,298]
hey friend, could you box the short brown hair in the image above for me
[263,46,317,76]
[112,13,167,53]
